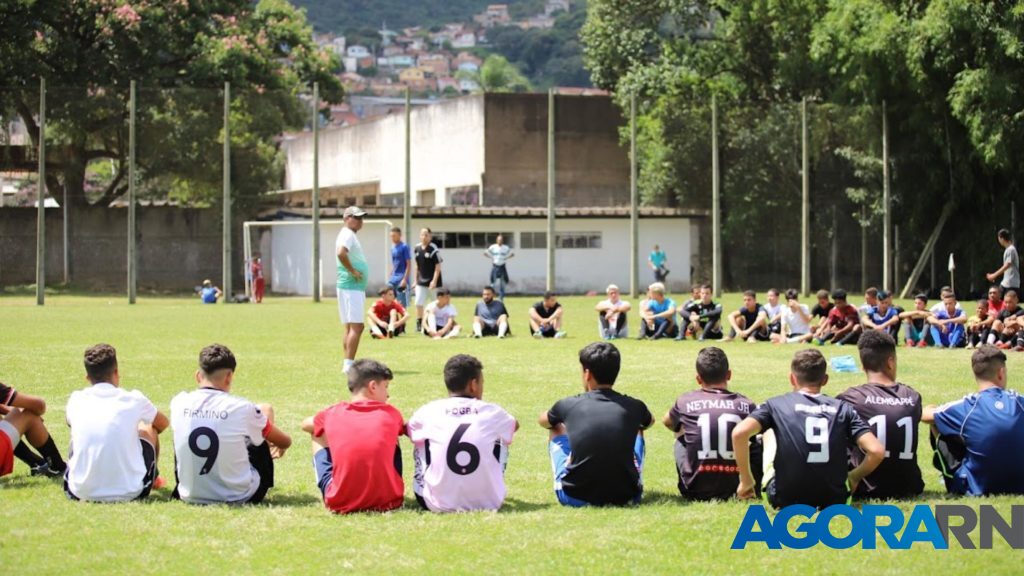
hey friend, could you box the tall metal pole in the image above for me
[629,91,639,298]
[882,100,891,292]
[35,77,46,306]
[312,82,321,302]
[861,205,868,291]
[711,94,721,297]
[404,87,412,240]
[894,225,901,294]
[546,88,556,291]
[62,180,69,285]
[127,81,137,303]
[222,82,232,302]
[801,97,810,295]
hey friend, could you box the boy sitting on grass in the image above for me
[424,288,461,339]
[0,381,66,479]
[367,286,409,339]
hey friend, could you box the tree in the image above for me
[458,55,532,93]
[0,0,343,208]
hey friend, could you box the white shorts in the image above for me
[337,289,366,324]
[414,285,435,307]
[0,420,18,446]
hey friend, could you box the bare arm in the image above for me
[10,391,46,416]
[538,410,553,429]
[152,411,170,434]
[661,411,675,432]
[265,423,293,451]
[849,432,884,494]
[337,247,363,281]
[301,416,316,434]
[921,405,937,423]
[430,263,441,289]
[732,417,763,499]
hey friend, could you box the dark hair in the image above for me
[865,287,878,298]
[742,290,756,298]
[942,290,956,300]
[977,299,989,309]
[785,288,799,300]
[482,285,495,293]
[767,288,779,297]
[696,347,729,385]
[444,354,483,394]
[437,287,451,297]
[831,289,847,301]
[876,290,889,301]
[579,342,620,386]
[421,227,432,234]
[700,284,712,291]
[348,359,393,393]
[199,344,237,375]
[816,289,830,300]
[544,291,558,300]
[914,293,928,303]
[390,226,402,234]
[378,285,394,296]
[1006,288,1019,301]
[998,228,1011,241]
[791,349,827,385]
[857,330,895,373]
[972,346,1007,381]
[84,344,118,382]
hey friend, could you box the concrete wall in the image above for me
[283,96,486,204]
[0,207,223,291]
[268,216,697,297]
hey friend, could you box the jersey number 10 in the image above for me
[696,413,743,460]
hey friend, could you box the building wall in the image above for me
[267,216,697,297]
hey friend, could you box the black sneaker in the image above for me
[30,462,65,478]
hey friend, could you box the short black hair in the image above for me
[742,290,756,298]
[199,344,237,375]
[544,291,558,300]
[84,344,118,382]
[914,293,928,303]
[348,359,393,393]
[791,349,827,385]
[390,226,402,234]
[832,289,847,301]
[437,287,451,297]
[857,330,895,373]
[579,342,620,386]
[378,285,394,296]
[785,288,799,300]
[444,354,483,394]
[1006,288,1019,301]
[998,228,1011,241]
[865,287,878,298]
[972,346,1007,381]
[483,285,495,293]
[695,347,729,385]
[816,289,831,300]
[767,288,779,297]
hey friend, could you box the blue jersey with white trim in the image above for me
[933,387,1024,495]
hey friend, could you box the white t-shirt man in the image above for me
[427,302,457,328]
[1004,244,1020,289]
[781,303,812,336]
[930,301,963,315]
[336,227,369,324]
[762,302,784,324]
[65,383,158,502]
[408,396,517,512]
[597,298,629,326]
[170,388,269,504]
[487,244,511,267]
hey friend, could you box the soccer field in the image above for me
[1,294,1021,574]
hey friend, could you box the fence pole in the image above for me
[801,97,810,296]
[629,91,639,299]
[128,80,137,303]
[36,77,46,306]
[404,87,412,241]
[312,82,321,303]
[222,82,232,302]
[546,88,556,291]
[882,100,891,292]
[894,225,900,294]
[711,94,721,297]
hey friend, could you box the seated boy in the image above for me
[529,291,565,338]
[596,284,631,340]
[732,349,884,509]
[408,354,518,512]
[65,344,169,502]
[0,381,66,478]
[862,290,901,340]
[539,342,653,506]
[424,288,461,339]
[302,359,405,513]
[813,289,861,345]
[473,285,510,338]
[171,344,291,505]
[772,289,813,344]
[662,347,761,500]
[763,288,784,335]
[928,291,967,348]
[899,294,931,347]
[965,300,991,349]
[639,282,677,339]
[923,346,1024,495]
[367,286,409,339]
[990,289,1024,350]
[679,284,724,341]
[723,290,769,342]
[810,289,834,329]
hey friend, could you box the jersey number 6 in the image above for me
[446,423,480,475]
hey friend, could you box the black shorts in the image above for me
[246,442,275,504]
[65,438,157,502]
[481,322,500,336]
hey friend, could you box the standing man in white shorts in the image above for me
[414,227,444,333]
[337,206,369,374]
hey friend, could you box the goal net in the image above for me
[242,219,395,298]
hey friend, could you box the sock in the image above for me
[35,435,66,470]
[416,318,422,332]
[343,359,354,373]
[14,441,45,467]
[473,323,483,337]
[498,323,508,337]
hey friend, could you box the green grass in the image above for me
[0,294,1022,575]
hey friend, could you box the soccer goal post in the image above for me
[242,219,394,299]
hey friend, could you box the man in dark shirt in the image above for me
[814,289,861,345]
[724,290,769,342]
[0,381,67,478]
[539,342,653,506]
[472,285,510,338]
[678,284,724,341]
[732,349,884,509]
[810,289,834,330]
[529,291,565,338]
[413,228,443,332]
[836,330,924,499]
[991,288,1024,349]
[663,347,761,500]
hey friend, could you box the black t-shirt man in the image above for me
[737,304,764,329]
[667,388,760,500]
[546,389,653,505]
[749,391,870,509]
[811,302,834,319]
[836,383,924,499]
[414,243,443,287]
[533,301,561,319]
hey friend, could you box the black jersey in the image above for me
[692,302,723,327]
[811,303,834,319]
[836,383,924,499]
[667,388,759,500]
[414,243,443,287]
[750,391,870,509]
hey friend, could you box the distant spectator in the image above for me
[483,234,514,301]
[679,284,723,341]
[899,294,931,348]
[424,288,460,339]
[596,284,631,340]
[639,283,677,340]
[986,229,1020,297]
[473,286,510,338]
[928,291,968,348]
[859,287,879,318]
[724,291,769,343]
[965,300,991,350]
[414,228,443,333]
[813,289,860,345]
[648,245,669,283]
[388,227,413,309]
[251,257,265,304]
[990,289,1023,350]
[199,280,221,304]
[772,289,812,344]
[367,286,409,339]
[529,291,565,339]
[930,287,962,316]
[862,290,901,340]
[676,285,702,339]
[762,288,784,336]
[810,289,834,330]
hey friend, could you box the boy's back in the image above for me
[314,401,405,513]
[170,388,268,504]
[933,387,1024,495]
[751,391,869,508]
[547,389,652,505]
[408,396,516,512]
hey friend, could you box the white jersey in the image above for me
[428,302,457,327]
[487,244,511,266]
[408,396,517,512]
[782,303,812,335]
[65,383,158,502]
[170,388,268,504]
[763,302,783,322]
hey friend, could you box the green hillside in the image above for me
[292,0,501,32]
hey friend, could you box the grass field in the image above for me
[1,293,1022,575]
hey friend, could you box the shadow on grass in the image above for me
[501,497,554,513]
[639,490,687,506]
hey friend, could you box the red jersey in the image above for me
[313,401,405,514]
[371,299,406,322]
[827,304,859,329]
[987,298,1005,317]
[251,261,263,280]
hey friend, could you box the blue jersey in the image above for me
[390,241,411,285]
[934,387,1024,495]
[200,287,218,304]
[650,250,666,268]
[647,297,676,316]
[868,306,899,325]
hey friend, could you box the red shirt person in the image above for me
[251,257,265,303]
